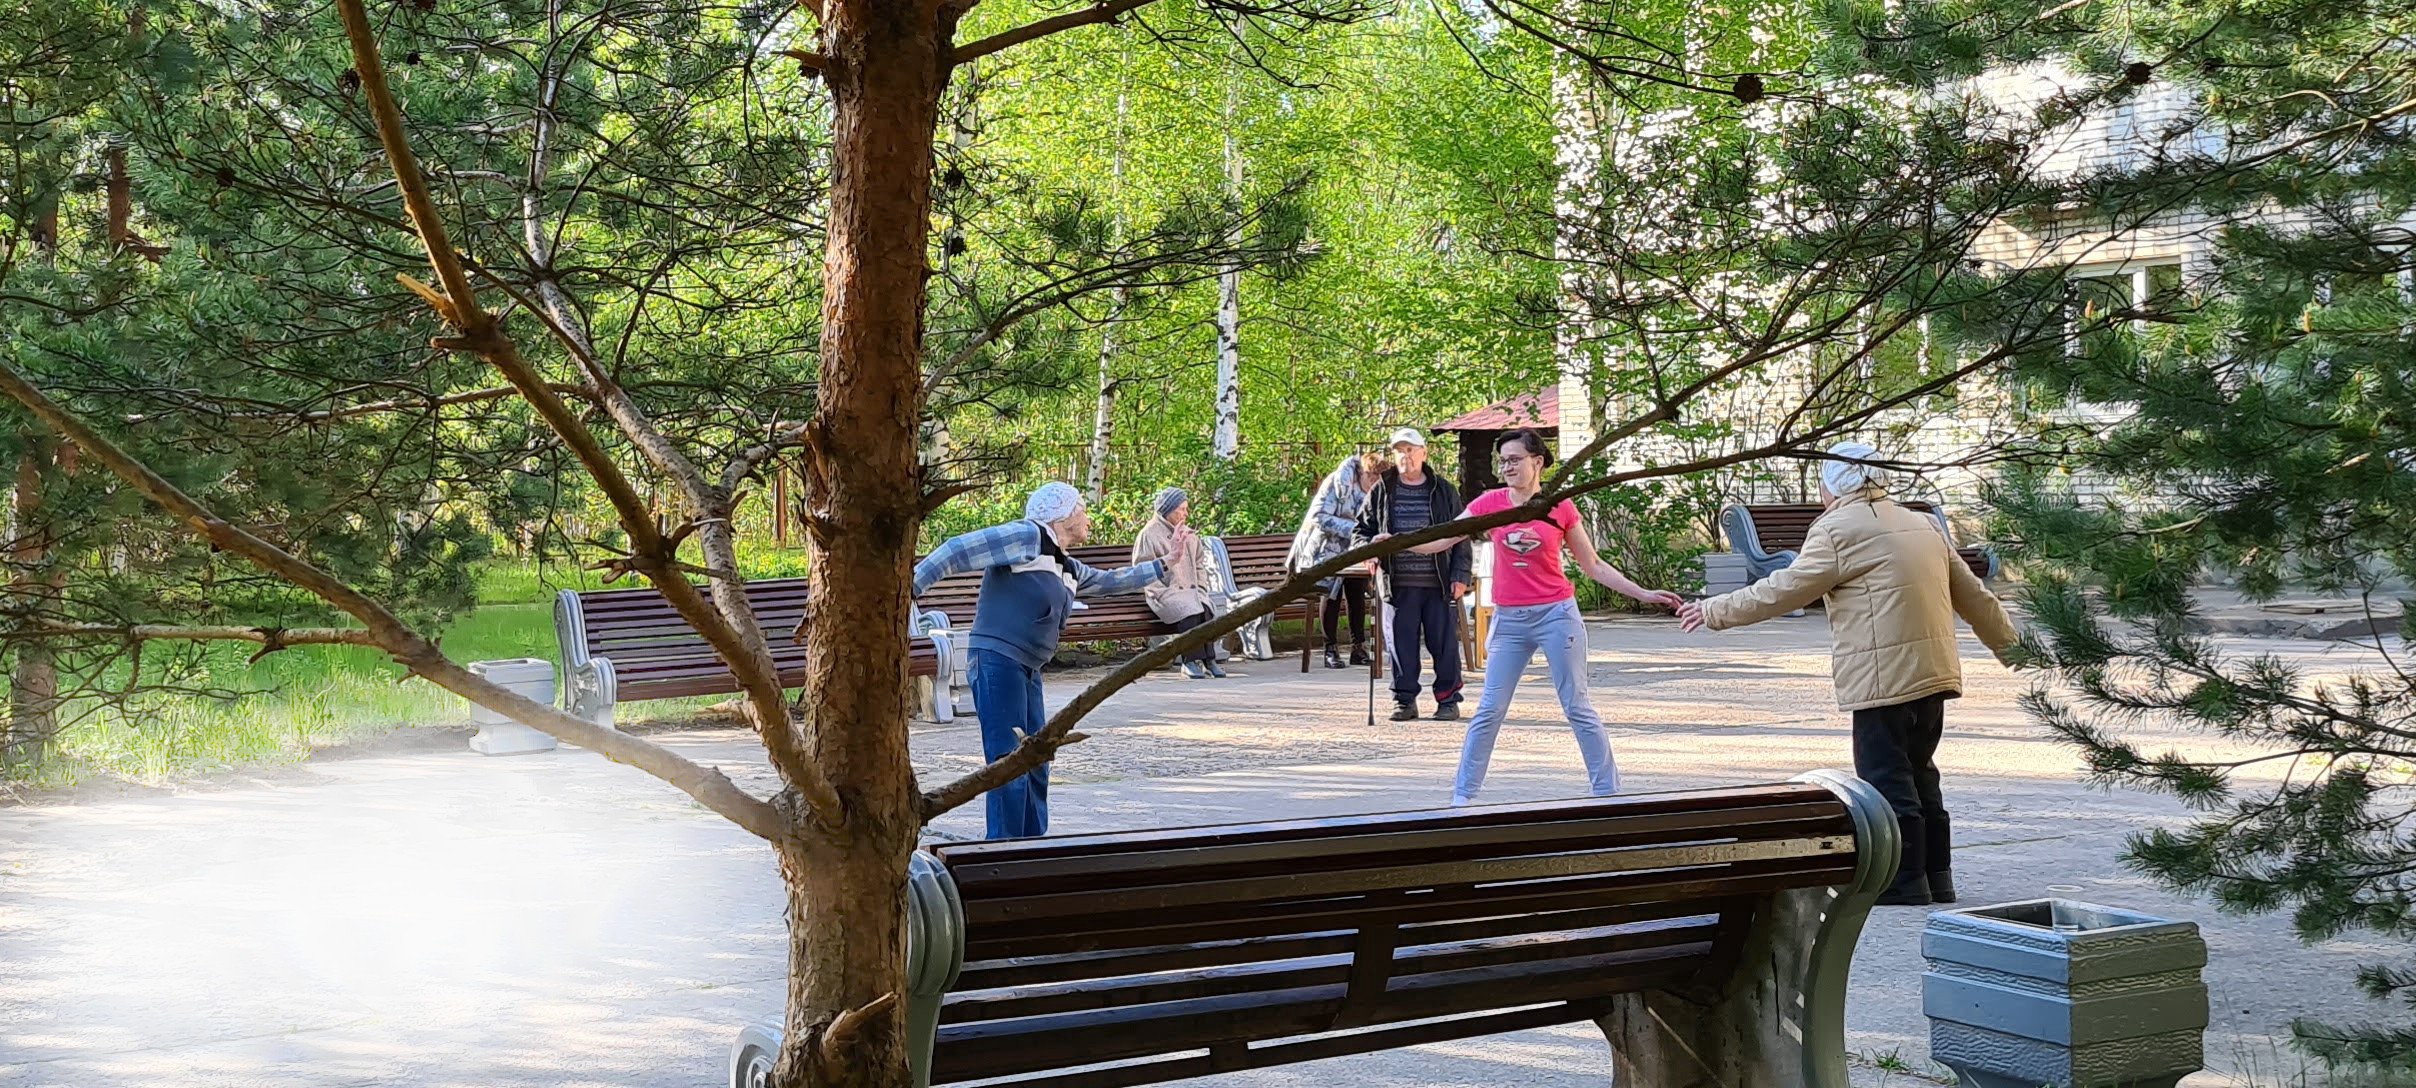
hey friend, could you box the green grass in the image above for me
[10,552,819,790]
[16,603,558,789]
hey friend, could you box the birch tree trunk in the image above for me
[1211,29,1244,463]
[1086,286,1126,501]
[1086,72,1132,501]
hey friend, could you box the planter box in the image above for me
[1699,552,1751,596]
[1924,899,2207,1088]
[466,658,561,756]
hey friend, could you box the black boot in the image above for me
[1927,813,1956,903]
[1878,815,1932,906]
[1389,700,1419,722]
[1323,647,1346,670]
[1349,643,1370,666]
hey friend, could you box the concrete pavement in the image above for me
[1,613,2392,1086]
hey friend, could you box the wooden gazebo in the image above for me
[1431,385,1559,497]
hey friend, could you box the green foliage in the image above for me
[1944,0,2416,1066]
[1578,481,1711,611]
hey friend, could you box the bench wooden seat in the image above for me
[555,579,953,727]
[1721,501,1999,585]
[730,771,1897,1088]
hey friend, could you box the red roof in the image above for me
[1433,385,1558,432]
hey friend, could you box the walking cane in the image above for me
[1366,561,1385,728]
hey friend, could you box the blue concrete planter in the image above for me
[1923,899,2208,1088]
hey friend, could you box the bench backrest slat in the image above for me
[1731,501,1992,581]
[917,782,1866,1085]
[563,533,1317,705]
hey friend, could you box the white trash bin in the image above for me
[467,658,560,756]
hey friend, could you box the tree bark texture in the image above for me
[1085,285,1126,501]
[1211,34,1243,463]
[5,437,63,769]
[782,1,958,1082]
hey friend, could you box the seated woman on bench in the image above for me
[913,482,1176,839]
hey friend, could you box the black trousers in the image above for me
[1322,575,1369,648]
[1168,610,1217,664]
[1388,584,1465,706]
[1852,692,1952,884]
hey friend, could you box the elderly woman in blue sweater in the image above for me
[913,482,1174,839]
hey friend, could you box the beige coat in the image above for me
[1131,518,1210,624]
[1701,494,2020,711]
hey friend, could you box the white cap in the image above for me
[1388,427,1426,449]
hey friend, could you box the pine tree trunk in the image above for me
[779,3,956,1083]
[5,438,61,770]
[1211,32,1243,463]
[105,143,133,250]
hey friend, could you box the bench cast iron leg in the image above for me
[727,851,966,1088]
[924,630,956,724]
[566,657,616,730]
[1596,770,1897,1088]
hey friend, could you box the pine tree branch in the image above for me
[333,0,837,829]
[950,0,1159,65]
[120,384,589,426]
[0,358,788,842]
[15,622,381,650]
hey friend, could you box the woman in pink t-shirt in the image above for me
[1385,429,1682,804]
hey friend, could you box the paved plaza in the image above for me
[0,613,2392,1086]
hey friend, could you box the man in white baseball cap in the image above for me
[1353,426,1472,721]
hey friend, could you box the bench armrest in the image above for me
[553,590,592,670]
[1792,769,1899,1088]
[1719,505,1795,580]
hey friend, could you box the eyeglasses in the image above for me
[1497,455,1534,469]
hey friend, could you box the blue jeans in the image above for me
[969,648,1050,839]
[1452,598,1617,805]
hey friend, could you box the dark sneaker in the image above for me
[1432,702,1461,722]
[1323,648,1346,670]
[1349,644,1370,666]
[1181,660,1208,680]
[1205,661,1228,679]
[1389,702,1419,722]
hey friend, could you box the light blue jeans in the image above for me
[1453,597,1618,805]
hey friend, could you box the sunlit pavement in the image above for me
[2,613,2388,1086]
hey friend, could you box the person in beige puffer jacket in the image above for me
[1679,442,2022,907]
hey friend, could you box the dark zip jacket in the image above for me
[1352,467,1473,592]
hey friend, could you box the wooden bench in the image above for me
[554,581,954,727]
[1721,501,1999,585]
[730,771,1895,1088]
[1203,533,1317,668]
[556,533,1324,728]
[913,534,1317,711]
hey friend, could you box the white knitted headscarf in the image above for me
[1024,481,1083,525]
[1820,441,1891,497]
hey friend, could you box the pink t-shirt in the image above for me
[1464,489,1581,606]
